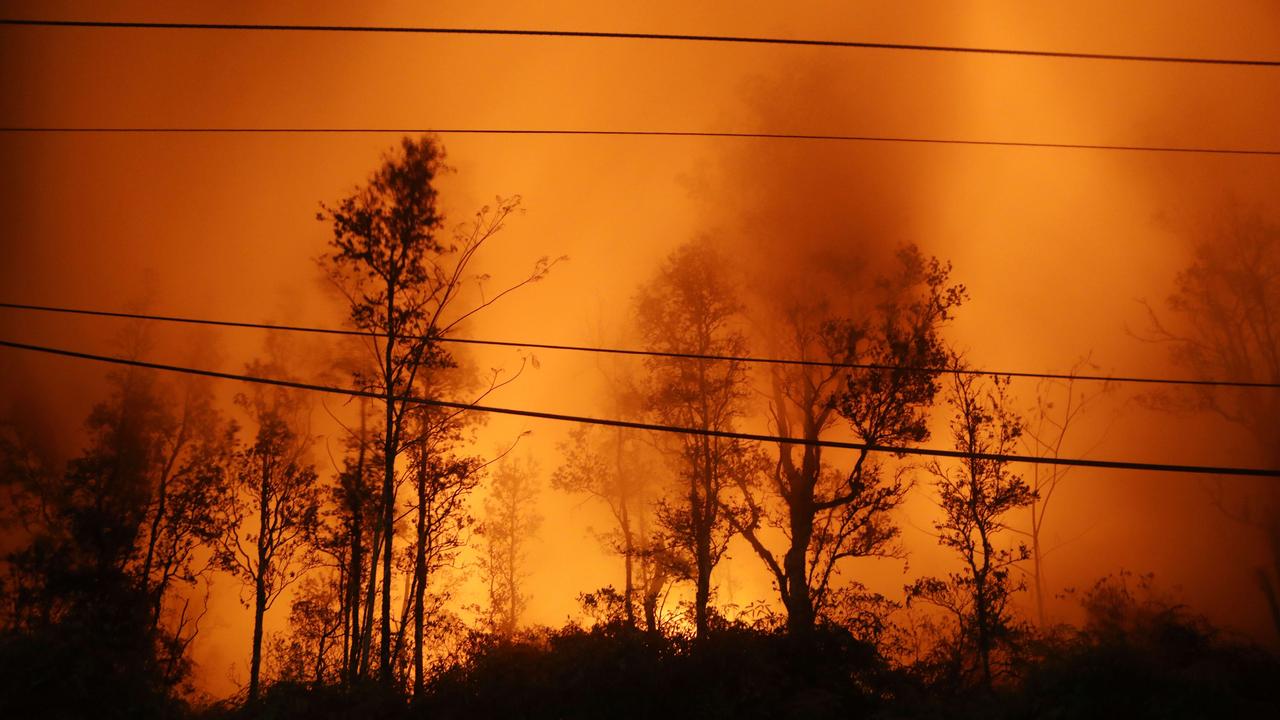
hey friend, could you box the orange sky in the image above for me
[2,0,1280,699]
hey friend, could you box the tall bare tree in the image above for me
[319,135,559,683]
[1017,359,1111,627]
[325,397,382,684]
[479,456,541,637]
[404,363,502,694]
[553,413,657,629]
[635,237,755,640]
[212,357,322,703]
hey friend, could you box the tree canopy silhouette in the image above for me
[211,354,322,703]
[730,246,964,636]
[635,237,757,640]
[319,134,558,685]
[1144,207,1280,638]
[908,369,1036,691]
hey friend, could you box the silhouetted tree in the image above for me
[636,540,687,634]
[323,396,384,685]
[908,370,1035,691]
[730,246,964,637]
[212,357,322,703]
[1019,358,1111,627]
[266,574,345,687]
[404,364,495,694]
[1144,208,1280,638]
[2,365,163,629]
[553,350,673,633]
[319,134,558,683]
[0,413,59,629]
[132,372,236,691]
[636,237,756,640]
[479,456,541,637]
[0,327,227,713]
[553,421,657,630]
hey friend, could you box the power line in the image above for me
[1,337,1276,477]
[2,18,1278,68]
[2,127,1277,157]
[3,300,1278,390]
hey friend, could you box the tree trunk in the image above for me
[506,487,518,636]
[391,564,415,670]
[774,440,819,638]
[639,506,660,635]
[315,632,327,686]
[617,428,636,628]
[359,523,382,677]
[346,510,362,682]
[140,475,166,615]
[693,450,712,640]
[783,499,816,636]
[694,548,711,639]
[1031,502,1046,628]
[346,401,367,684]
[413,457,427,695]
[142,407,188,624]
[141,477,167,625]
[621,507,636,629]
[249,463,270,703]
[975,577,992,690]
[339,566,350,684]
[974,528,994,692]
[380,292,396,684]
[249,584,266,703]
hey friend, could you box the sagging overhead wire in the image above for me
[2,127,1278,157]
[1,337,1276,478]
[3,301,1277,390]
[2,18,1278,68]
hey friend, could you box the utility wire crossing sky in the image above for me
[2,127,1277,157]
[4,301,1279,389]
[2,337,1277,479]
[4,18,1280,156]
[3,17,1280,67]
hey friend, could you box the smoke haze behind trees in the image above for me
[2,1,1280,699]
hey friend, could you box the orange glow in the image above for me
[2,0,1279,703]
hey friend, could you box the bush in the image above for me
[416,623,893,720]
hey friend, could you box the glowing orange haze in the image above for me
[1,0,1278,699]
